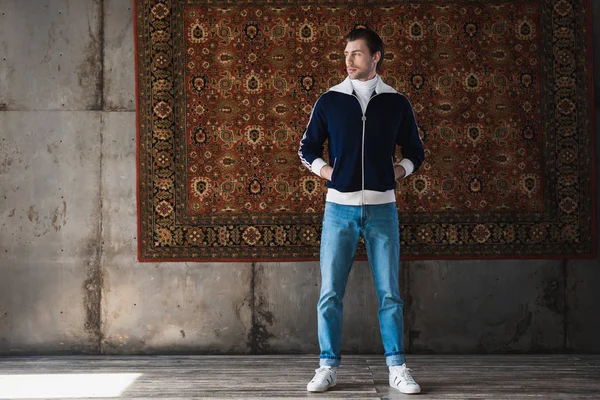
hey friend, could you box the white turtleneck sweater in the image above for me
[350,75,378,113]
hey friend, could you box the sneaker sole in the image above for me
[390,383,421,394]
[307,382,336,392]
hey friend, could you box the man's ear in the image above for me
[373,51,381,66]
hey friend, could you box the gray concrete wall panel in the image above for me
[100,111,136,259]
[251,262,320,354]
[0,0,103,111]
[408,260,566,353]
[0,111,102,260]
[101,261,253,354]
[0,263,97,353]
[103,0,135,111]
[566,260,600,352]
[0,111,103,353]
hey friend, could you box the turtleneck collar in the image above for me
[329,75,397,96]
[350,75,379,94]
[350,75,379,113]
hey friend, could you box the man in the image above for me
[298,28,425,394]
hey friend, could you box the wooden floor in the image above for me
[0,355,599,399]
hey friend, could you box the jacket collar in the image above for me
[329,75,397,95]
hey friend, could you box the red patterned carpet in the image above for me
[135,0,595,261]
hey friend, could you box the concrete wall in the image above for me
[0,0,598,355]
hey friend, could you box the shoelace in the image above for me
[390,366,416,385]
[312,367,334,382]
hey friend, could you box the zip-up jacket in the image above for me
[298,76,425,205]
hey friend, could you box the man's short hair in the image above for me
[344,28,384,71]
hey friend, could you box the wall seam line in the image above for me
[99,0,105,110]
[563,260,568,352]
[250,262,256,354]
[98,0,106,354]
[407,260,412,354]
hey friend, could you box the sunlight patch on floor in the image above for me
[0,373,142,399]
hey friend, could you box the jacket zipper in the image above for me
[352,92,381,206]
[361,114,366,206]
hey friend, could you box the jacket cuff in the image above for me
[311,158,328,176]
[398,158,415,178]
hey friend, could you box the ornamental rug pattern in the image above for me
[136,0,595,261]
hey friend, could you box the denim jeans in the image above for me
[318,202,405,367]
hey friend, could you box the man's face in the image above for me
[344,39,380,81]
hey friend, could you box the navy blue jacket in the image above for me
[298,76,424,205]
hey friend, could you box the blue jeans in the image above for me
[318,202,405,367]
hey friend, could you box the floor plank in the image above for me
[0,355,598,399]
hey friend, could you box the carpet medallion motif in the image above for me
[136,0,595,260]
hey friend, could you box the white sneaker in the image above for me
[306,366,337,392]
[389,364,421,394]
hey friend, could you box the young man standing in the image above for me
[298,28,425,394]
